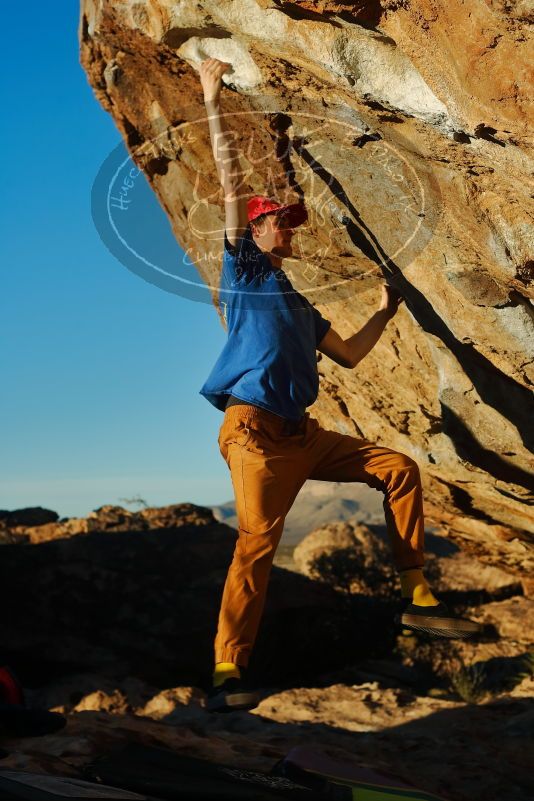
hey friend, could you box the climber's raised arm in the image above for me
[318,284,404,368]
[199,58,249,247]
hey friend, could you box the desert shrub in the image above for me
[509,650,534,683]
[118,494,149,509]
[308,544,398,600]
[307,537,442,602]
[448,651,534,704]
[488,650,534,693]
[304,544,401,661]
[450,660,489,704]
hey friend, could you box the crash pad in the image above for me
[270,745,448,801]
[0,770,157,800]
[85,743,325,801]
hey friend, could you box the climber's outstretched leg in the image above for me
[208,403,310,712]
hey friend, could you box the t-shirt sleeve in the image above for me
[310,303,331,347]
[224,230,238,256]
[224,226,252,257]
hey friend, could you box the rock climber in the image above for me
[197,57,481,713]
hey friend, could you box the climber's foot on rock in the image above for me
[399,601,482,639]
[206,677,260,713]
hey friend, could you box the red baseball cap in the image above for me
[247,196,308,229]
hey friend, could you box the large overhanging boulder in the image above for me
[79,1,533,575]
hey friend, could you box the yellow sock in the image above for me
[213,661,241,687]
[399,568,439,606]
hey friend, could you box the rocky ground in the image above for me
[0,503,532,800]
[1,677,532,801]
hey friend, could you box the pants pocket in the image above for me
[219,420,253,458]
[235,423,253,448]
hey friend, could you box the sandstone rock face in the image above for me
[79,1,533,574]
[0,507,59,528]
[0,507,59,543]
[0,503,216,544]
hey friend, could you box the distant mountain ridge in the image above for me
[209,480,385,546]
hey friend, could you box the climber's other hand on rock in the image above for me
[200,58,231,103]
[379,283,404,319]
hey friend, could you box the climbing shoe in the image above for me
[399,601,482,639]
[206,676,260,713]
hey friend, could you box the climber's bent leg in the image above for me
[305,424,481,637]
[308,432,427,572]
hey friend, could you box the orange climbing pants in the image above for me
[214,402,426,668]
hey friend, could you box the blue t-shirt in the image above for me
[198,224,331,420]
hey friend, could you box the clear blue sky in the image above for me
[0,4,233,517]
